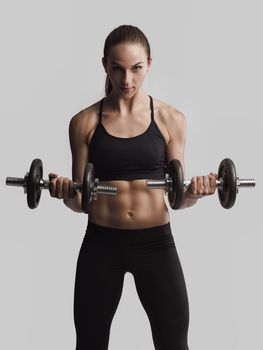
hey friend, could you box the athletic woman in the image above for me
[49,24,217,350]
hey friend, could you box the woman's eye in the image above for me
[112,66,142,72]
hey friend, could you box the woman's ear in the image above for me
[102,57,107,73]
[147,57,152,72]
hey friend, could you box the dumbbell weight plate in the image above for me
[81,162,94,214]
[167,159,184,210]
[217,158,237,209]
[27,158,43,209]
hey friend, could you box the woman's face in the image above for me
[102,43,152,97]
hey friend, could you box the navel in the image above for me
[127,209,134,217]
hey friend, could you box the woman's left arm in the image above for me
[165,108,216,210]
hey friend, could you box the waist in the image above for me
[86,220,172,239]
[88,181,170,229]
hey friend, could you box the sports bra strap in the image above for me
[98,97,105,123]
[149,95,154,121]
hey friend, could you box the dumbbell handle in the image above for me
[6,176,117,196]
[147,176,256,192]
[184,178,256,189]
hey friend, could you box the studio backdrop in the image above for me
[1,1,262,349]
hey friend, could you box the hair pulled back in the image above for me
[103,25,151,96]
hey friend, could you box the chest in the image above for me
[87,111,169,146]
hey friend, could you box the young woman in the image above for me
[49,24,217,350]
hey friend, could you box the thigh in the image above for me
[132,234,190,350]
[74,229,125,349]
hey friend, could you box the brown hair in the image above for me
[103,25,151,96]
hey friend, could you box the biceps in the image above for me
[165,110,187,174]
[68,114,90,184]
[71,142,88,184]
[166,138,185,174]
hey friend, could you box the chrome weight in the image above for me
[146,158,256,209]
[6,158,117,212]
[167,159,184,209]
[217,158,237,209]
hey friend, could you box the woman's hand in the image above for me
[48,173,77,200]
[185,172,218,199]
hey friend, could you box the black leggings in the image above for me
[74,221,190,350]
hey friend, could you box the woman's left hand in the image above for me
[186,172,218,199]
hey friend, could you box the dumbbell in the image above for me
[6,158,117,213]
[146,158,256,209]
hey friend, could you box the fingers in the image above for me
[48,173,76,200]
[62,178,77,199]
[210,172,218,179]
[189,173,217,197]
[203,175,211,195]
[56,177,64,199]
[48,173,58,198]
[62,178,70,199]
[208,174,217,194]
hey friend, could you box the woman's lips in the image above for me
[120,87,134,92]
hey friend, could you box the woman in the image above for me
[49,25,217,350]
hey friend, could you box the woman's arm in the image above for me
[63,111,90,213]
[165,107,200,209]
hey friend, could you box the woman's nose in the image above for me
[122,70,133,84]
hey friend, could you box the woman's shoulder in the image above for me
[73,99,102,120]
[152,97,186,127]
[69,99,102,130]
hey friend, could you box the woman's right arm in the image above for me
[64,111,89,212]
[49,111,90,213]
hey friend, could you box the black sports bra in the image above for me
[88,95,167,181]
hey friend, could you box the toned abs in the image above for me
[85,99,171,229]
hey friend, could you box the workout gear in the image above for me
[147,158,256,209]
[5,159,117,212]
[88,95,167,181]
[74,221,190,350]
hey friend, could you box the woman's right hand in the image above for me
[48,173,77,200]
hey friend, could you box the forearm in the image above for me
[178,188,202,209]
[63,193,83,213]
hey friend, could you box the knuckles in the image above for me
[189,174,217,196]
[48,176,75,199]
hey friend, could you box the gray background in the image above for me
[1,0,262,349]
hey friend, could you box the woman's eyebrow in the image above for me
[111,61,144,67]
